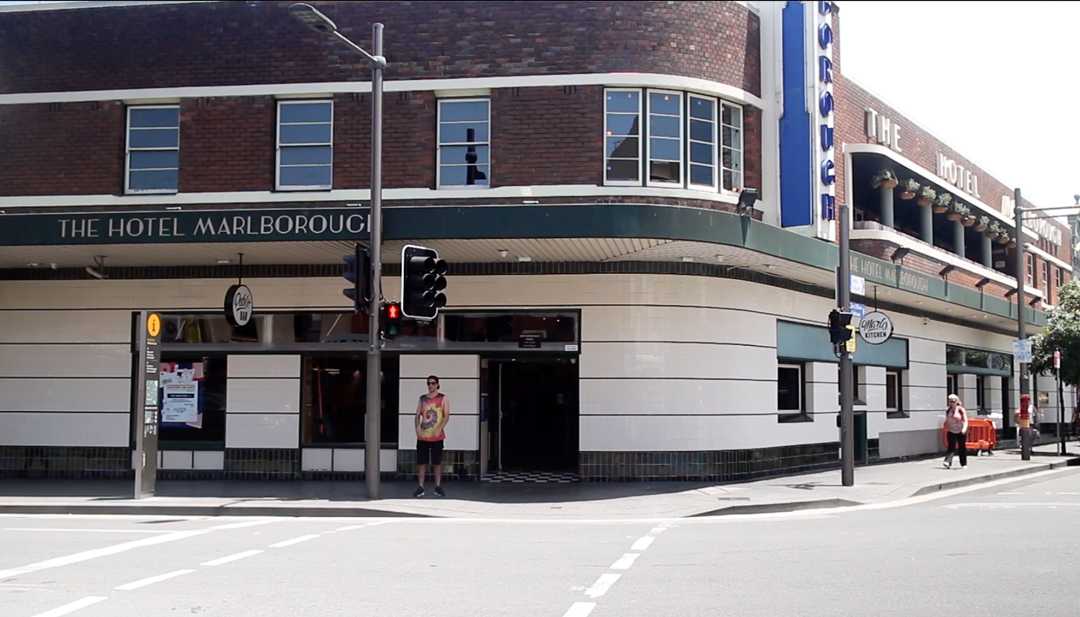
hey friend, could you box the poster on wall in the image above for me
[159,362,204,428]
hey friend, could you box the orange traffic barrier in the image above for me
[941,417,997,455]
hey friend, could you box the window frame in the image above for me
[125,104,180,195]
[720,101,745,193]
[436,97,491,190]
[275,99,334,192]
[777,362,809,422]
[603,88,644,187]
[645,89,684,188]
[686,93,719,192]
[885,369,908,419]
[976,374,988,415]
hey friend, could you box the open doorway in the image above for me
[481,356,578,474]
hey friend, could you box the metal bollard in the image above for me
[1020,427,1033,461]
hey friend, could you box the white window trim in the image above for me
[125,104,180,195]
[603,87,642,187]
[645,89,684,189]
[720,100,744,194]
[777,363,803,413]
[275,99,333,192]
[436,97,491,190]
[686,93,718,192]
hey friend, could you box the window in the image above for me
[721,102,744,191]
[126,106,179,194]
[976,375,987,415]
[1026,254,1034,286]
[886,370,907,418]
[1043,261,1052,302]
[438,98,489,188]
[301,355,398,446]
[277,100,333,190]
[687,95,718,190]
[605,89,641,184]
[158,354,226,447]
[647,90,683,186]
[946,373,958,398]
[1057,267,1065,288]
[777,363,807,422]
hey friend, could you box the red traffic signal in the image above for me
[382,302,401,339]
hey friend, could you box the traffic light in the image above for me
[343,246,371,313]
[382,302,401,339]
[828,309,855,345]
[400,244,447,321]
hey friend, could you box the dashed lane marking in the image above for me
[584,573,621,599]
[610,553,640,570]
[269,534,320,548]
[561,602,596,617]
[29,596,107,617]
[630,536,655,551]
[115,569,195,591]
[201,549,263,567]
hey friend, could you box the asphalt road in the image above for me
[2,468,1079,617]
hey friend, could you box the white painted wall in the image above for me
[225,354,300,449]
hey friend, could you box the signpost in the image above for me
[1013,338,1033,364]
[133,311,161,498]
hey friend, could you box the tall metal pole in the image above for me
[365,23,385,498]
[839,202,855,486]
[1058,363,1066,455]
[1015,187,1031,461]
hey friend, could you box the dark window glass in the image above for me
[439,164,489,187]
[648,92,680,115]
[649,137,679,161]
[129,128,179,149]
[129,151,179,170]
[439,145,490,165]
[649,115,679,138]
[280,123,333,145]
[279,146,332,166]
[158,354,227,447]
[606,159,639,182]
[301,355,398,446]
[130,107,179,128]
[606,114,639,136]
[689,119,713,143]
[605,90,639,113]
[279,165,332,188]
[886,372,898,410]
[439,100,488,123]
[606,136,639,159]
[649,161,680,184]
[279,102,332,123]
[777,365,802,412]
[443,313,577,344]
[689,164,713,187]
[689,96,714,121]
[129,170,179,191]
[439,123,489,144]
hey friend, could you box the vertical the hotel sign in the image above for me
[814,0,836,241]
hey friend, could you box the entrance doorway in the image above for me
[480,356,578,475]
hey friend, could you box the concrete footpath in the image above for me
[0,443,1076,520]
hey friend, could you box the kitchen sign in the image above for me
[858,311,894,345]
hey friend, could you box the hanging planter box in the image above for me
[899,179,919,200]
[917,186,937,207]
[933,193,952,214]
[872,169,899,190]
[961,214,977,227]
[975,216,990,232]
[946,202,969,222]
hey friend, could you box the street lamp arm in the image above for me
[331,30,388,68]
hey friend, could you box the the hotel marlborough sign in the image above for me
[1,207,371,246]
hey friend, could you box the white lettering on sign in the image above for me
[936,153,980,198]
[1002,195,1063,246]
[858,311,894,345]
[814,0,837,240]
[864,107,902,153]
[60,213,371,241]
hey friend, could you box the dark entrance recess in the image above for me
[482,356,578,472]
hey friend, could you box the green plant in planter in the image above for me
[899,179,920,200]
[872,169,899,190]
[933,192,952,213]
[946,202,969,222]
[917,186,937,207]
[975,215,990,232]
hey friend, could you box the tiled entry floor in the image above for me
[480,471,581,484]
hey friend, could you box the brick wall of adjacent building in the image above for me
[0,1,760,95]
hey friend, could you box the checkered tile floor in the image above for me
[480,471,581,484]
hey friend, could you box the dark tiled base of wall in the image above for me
[0,446,131,479]
[579,443,841,481]
[396,450,479,479]
[222,448,300,480]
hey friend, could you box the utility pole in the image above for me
[839,198,854,486]
[1014,187,1032,461]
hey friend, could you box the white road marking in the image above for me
[561,602,596,617]
[115,569,195,591]
[585,573,621,599]
[0,519,276,581]
[270,534,320,548]
[997,492,1024,496]
[630,536,655,551]
[201,549,263,567]
[334,521,389,532]
[3,527,167,534]
[944,502,1080,510]
[610,553,640,570]
[29,596,107,617]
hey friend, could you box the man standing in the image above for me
[415,375,449,497]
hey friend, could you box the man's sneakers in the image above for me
[414,485,446,498]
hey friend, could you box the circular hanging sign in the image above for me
[224,284,254,327]
[858,311,893,345]
[147,313,161,338]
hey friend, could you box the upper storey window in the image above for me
[126,106,180,194]
[276,100,333,191]
[438,98,490,188]
[604,88,744,194]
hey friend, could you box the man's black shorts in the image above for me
[417,440,444,465]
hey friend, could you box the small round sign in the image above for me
[224,284,254,327]
[147,313,161,338]
[858,311,893,345]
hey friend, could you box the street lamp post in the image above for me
[1014,188,1032,461]
[290,3,388,498]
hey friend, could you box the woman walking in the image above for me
[944,394,968,469]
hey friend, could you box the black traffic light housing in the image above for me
[382,302,402,339]
[400,244,447,321]
[343,245,371,313]
[828,309,855,345]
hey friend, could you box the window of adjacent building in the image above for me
[276,100,333,190]
[1043,261,1052,302]
[946,373,958,398]
[687,95,718,190]
[1057,267,1065,289]
[604,89,642,185]
[721,102,744,191]
[886,369,907,418]
[647,90,683,187]
[976,375,987,415]
[777,363,806,421]
[437,98,490,188]
[1026,255,1034,286]
[126,106,180,194]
